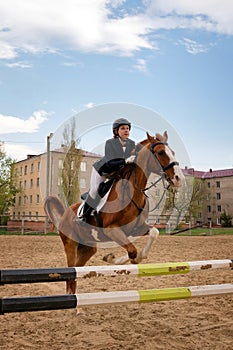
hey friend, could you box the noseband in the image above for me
[150,142,179,172]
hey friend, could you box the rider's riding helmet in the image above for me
[112,118,131,137]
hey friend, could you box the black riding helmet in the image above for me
[112,118,131,136]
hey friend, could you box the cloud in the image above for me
[133,58,147,72]
[0,110,51,134]
[84,102,95,109]
[2,143,41,161]
[0,0,232,60]
[0,40,17,59]
[147,0,233,34]
[4,61,32,68]
[178,38,208,55]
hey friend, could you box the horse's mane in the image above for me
[135,133,164,152]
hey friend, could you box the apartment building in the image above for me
[8,149,101,231]
[8,148,233,231]
[183,167,233,226]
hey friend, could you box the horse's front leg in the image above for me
[104,226,137,260]
[132,226,159,263]
[103,225,159,265]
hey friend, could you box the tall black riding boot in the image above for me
[81,194,100,223]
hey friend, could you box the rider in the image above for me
[81,118,136,222]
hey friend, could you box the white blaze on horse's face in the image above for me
[164,145,185,188]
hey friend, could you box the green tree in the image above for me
[220,211,232,227]
[60,118,82,206]
[0,143,20,224]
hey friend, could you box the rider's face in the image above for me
[118,125,130,139]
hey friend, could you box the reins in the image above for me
[120,139,176,214]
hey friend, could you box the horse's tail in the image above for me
[44,196,65,230]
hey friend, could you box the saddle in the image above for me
[81,177,115,201]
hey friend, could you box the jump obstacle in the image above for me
[0,259,232,314]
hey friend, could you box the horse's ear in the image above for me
[163,130,168,142]
[146,132,155,143]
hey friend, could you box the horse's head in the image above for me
[146,131,184,188]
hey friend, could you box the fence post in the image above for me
[21,217,24,235]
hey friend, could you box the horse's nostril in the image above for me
[175,175,180,181]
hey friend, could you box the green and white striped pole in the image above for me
[1,284,233,314]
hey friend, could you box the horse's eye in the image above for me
[158,150,164,156]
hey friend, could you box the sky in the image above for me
[0,0,233,170]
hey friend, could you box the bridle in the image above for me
[120,139,180,214]
[150,141,179,172]
[140,141,179,211]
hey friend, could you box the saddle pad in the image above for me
[77,186,112,218]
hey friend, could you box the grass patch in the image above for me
[0,230,57,236]
[161,227,233,236]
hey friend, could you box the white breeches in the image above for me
[89,167,106,199]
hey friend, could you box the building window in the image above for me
[37,177,40,187]
[37,162,40,171]
[207,182,210,188]
[23,195,27,205]
[30,163,34,173]
[58,159,63,169]
[217,217,221,225]
[80,161,87,172]
[28,212,32,221]
[58,176,62,186]
[206,193,211,200]
[29,195,32,204]
[207,205,211,213]
[217,205,221,212]
[17,212,20,220]
[216,193,221,200]
[216,181,220,188]
[80,178,86,188]
[13,212,16,220]
[36,194,40,204]
[20,167,23,176]
[24,165,27,175]
[35,212,39,221]
[24,180,27,189]
[22,212,25,218]
[18,196,21,205]
[30,179,33,188]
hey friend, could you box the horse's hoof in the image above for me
[103,253,115,263]
[76,307,87,316]
[128,250,137,260]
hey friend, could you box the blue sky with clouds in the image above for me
[0,0,233,170]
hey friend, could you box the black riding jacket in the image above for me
[93,137,135,176]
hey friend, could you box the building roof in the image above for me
[183,167,233,179]
[14,148,101,164]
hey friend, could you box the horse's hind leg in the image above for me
[60,233,79,294]
[60,232,97,294]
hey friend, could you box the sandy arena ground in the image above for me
[0,234,232,350]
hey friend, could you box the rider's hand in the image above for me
[125,155,136,164]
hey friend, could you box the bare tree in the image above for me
[60,118,82,206]
[163,176,208,228]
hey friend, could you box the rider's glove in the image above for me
[125,155,136,164]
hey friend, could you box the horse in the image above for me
[44,131,184,294]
